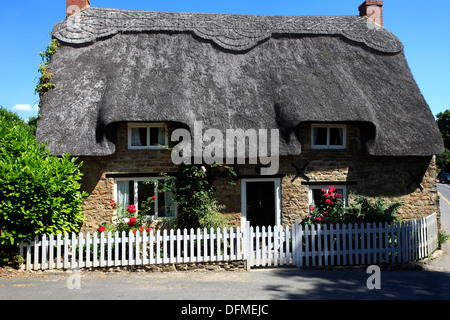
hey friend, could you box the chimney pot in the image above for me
[359,0,383,27]
[66,0,90,16]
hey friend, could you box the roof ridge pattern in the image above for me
[53,7,403,53]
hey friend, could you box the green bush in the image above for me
[0,107,87,247]
[350,195,402,224]
[159,163,232,230]
[304,188,402,226]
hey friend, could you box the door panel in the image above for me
[246,181,275,228]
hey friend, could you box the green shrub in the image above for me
[351,195,402,224]
[35,38,59,98]
[438,231,450,249]
[158,163,232,230]
[0,107,87,247]
[304,188,402,226]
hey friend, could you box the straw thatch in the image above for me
[36,7,444,157]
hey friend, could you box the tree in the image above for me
[436,109,450,172]
[0,107,87,249]
[157,163,235,230]
[436,109,450,149]
[27,115,38,136]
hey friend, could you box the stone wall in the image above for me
[78,122,440,233]
[82,261,246,273]
[213,123,440,227]
[77,122,178,232]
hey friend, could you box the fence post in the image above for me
[427,213,438,253]
[298,222,304,268]
[292,221,297,267]
[243,221,251,270]
[24,241,32,271]
[33,235,40,271]
[400,221,406,265]
[42,234,48,270]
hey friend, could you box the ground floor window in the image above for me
[115,177,176,219]
[309,185,347,206]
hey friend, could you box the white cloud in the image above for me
[12,104,39,112]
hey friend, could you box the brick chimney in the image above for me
[67,0,90,16]
[359,0,383,27]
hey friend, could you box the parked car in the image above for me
[438,172,450,183]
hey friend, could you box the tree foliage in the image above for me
[158,163,234,230]
[0,107,86,247]
[436,109,450,172]
[436,110,450,149]
[35,38,59,98]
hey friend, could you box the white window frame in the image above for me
[308,185,348,206]
[114,177,177,220]
[128,123,169,150]
[240,178,282,227]
[311,124,346,150]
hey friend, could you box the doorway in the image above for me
[241,178,281,228]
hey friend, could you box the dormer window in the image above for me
[128,123,168,150]
[311,124,346,150]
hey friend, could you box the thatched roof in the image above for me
[36,7,444,157]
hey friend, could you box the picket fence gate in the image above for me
[19,213,438,271]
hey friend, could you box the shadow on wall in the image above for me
[349,155,434,198]
[76,156,109,197]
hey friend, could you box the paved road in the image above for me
[1,265,449,300]
[1,185,450,303]
[429,182,450,271]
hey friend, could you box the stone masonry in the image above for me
[78,122,440,233]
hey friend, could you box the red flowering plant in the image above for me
[305,188,359,226]
[98,197,156,233]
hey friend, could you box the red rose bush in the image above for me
[304,189,402,226]
[96,197,156,234]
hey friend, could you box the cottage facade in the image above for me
[36,1,444,232]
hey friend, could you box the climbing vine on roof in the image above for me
[35,37,60,99]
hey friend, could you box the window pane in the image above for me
[158,191,167,217]
[335,188,344,197]
[149,127,159,146]
[149,127,165,146]
[158,191,175,217]
[131,127,148,146]
[329,128,343,146]
[313,127,327,145]
[138,181,155,216]
[310,187,347,207]
[117,181,134,208]
[311,189,323,206]
[158,128,165,145]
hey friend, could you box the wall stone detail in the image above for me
[78,122,441,233]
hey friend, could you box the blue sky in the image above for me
[1,0,449,120]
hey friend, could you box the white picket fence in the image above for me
[19,227,247,271]
[245,212,438,268]
[19,213,438,271]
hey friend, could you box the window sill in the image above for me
[128,146,168,150]
[311,146,346,150]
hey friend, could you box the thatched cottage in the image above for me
[36,0,444,232]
